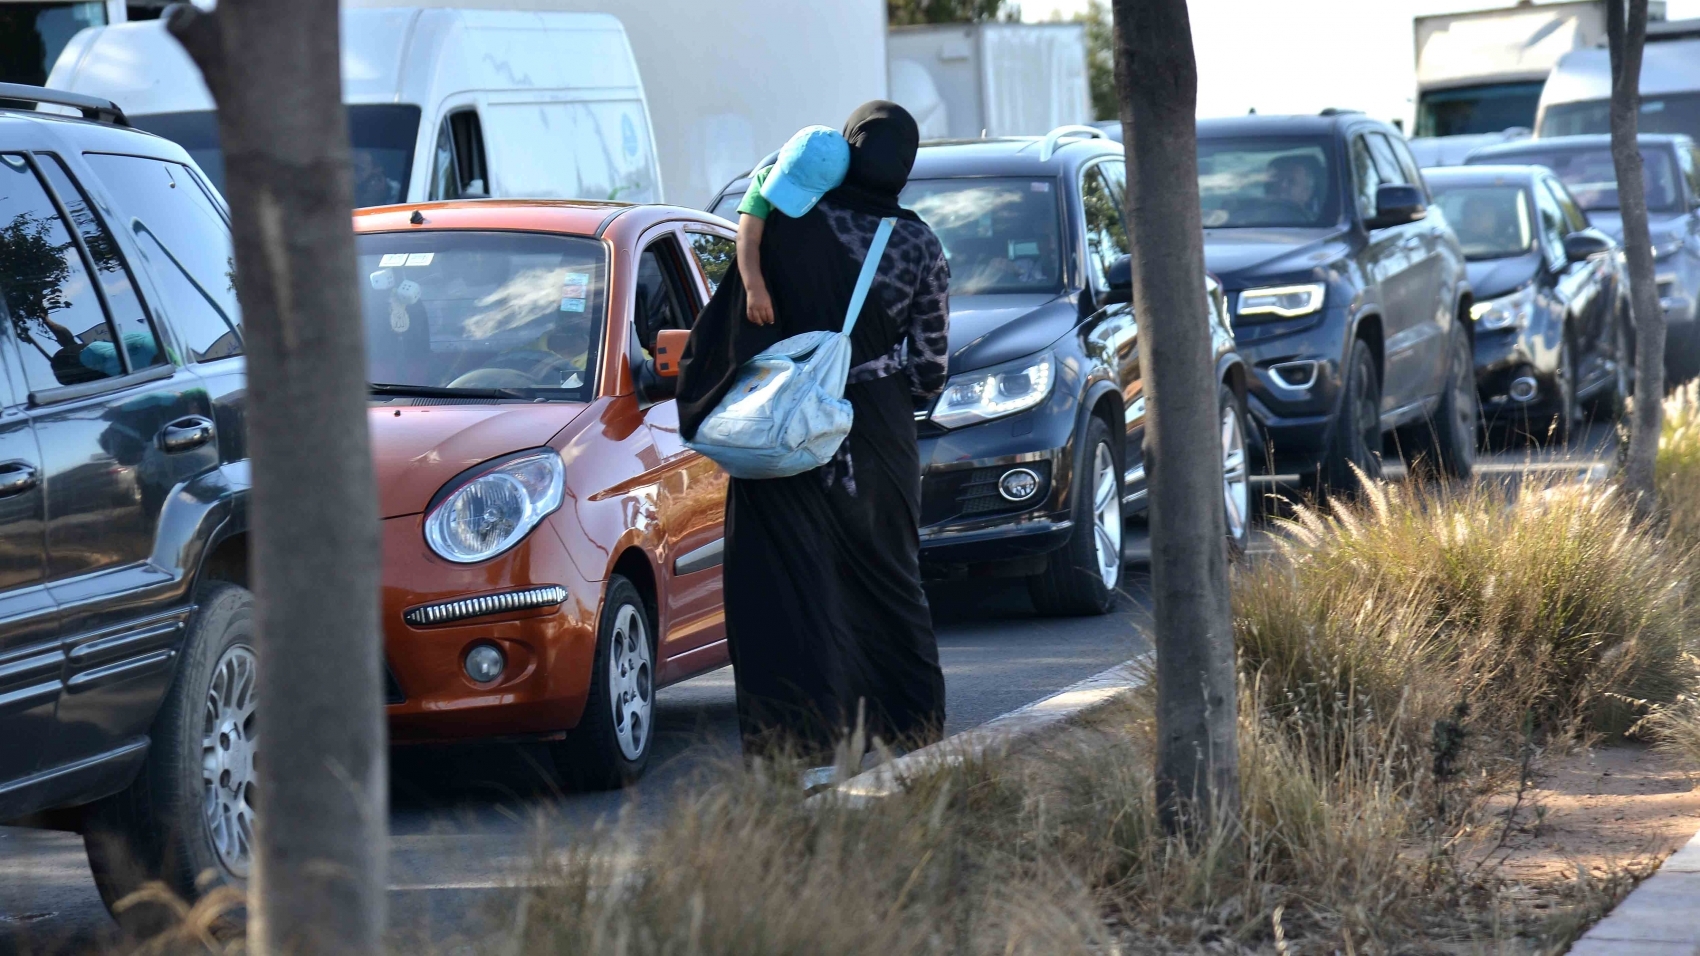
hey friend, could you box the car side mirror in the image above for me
[653,328,688,378]
[1365,183,1426,230]
[1104,254,1132,306]
[1563,232,1611,263]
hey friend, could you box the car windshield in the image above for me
[1482,145,1682,212]
[1431,183,1533,260]
[709,189,746,223]
[899,177,1064,295]
[1196,137,1341,228]
[355,231,605,402]
[131,105,421,207]
[1542,93,1700,141]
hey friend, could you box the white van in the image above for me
[1535,19,1700,140]
[46,7,663,206]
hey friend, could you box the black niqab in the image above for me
[823,100,923,221]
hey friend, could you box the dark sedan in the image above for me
[1425,165,1630,442]
[710,128,1249,615]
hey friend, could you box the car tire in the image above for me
[83,582,256,940]
[551,574,654,790]
[1029,416,1120,617]
[1545,332,1578,446]
[1399,326,1478,480]
[1592,318,1633,422]
[1220,383,1252,557]
[1322,338,1383,495]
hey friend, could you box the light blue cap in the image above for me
[760,125,850,218]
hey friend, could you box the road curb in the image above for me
[825,654,1151,802]
[1569,823,1700,955]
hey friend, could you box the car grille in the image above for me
[403,585,568,627]
[921,461,1051,527]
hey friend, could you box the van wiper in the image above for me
[369,382,532,400]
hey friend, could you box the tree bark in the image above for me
[166,3,386,953]
[1608,0,1665,515]
[1110,0,1240,831]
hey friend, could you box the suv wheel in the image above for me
[1220,384,1252,556]
[551,575,654,789]
[1029,416,1120,616]
[1322,338,1383,494]
[1400,327,1478,479]
[1543,333,1578,446]
[83,583,255,938]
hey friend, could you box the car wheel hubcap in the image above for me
[1091,441,1121,589]
[201,644,256,878]
[1222,403,1249,544]
[609,604,652,761]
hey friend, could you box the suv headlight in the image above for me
[1236,283,1325,318]
[1470,285,1533,332]
[425,451,565,563]
[927,351,1055,429]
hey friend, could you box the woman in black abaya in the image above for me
[677,102,951,769]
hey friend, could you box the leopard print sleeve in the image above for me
[906,238,951,403]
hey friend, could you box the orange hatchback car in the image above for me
[355,200,734,787]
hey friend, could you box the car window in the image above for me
[0,153,129,393]
[81,153,243,363]
[1366,134,1409,186]
[1081,162,1129,290]
[1197,137,1338,228]
[710,189,745,223]
[1432,182,1531,260]
[429,110,488,201]
[1387,135,1430,197]
[1544,177,1588,234]
[35,154,165,374]
[900,177,1064,295]
[1475,145,1682,213]
[685,230,735,295]
[1533,179,1568,270]
[1350,135,1383,220]
[1682,147,1700,207]
[634,237,696,354]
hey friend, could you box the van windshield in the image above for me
[1541,93,1700,141]
[130,105,421,207]
[355,230,604,402]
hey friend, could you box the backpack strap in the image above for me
[841,217,897,336]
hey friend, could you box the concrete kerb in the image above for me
[817,654,1152,806]
[1570,825,1700,955]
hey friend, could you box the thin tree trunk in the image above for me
[1110,0,1240,831]
[1608,0,1665,515]
[166,4,386,953]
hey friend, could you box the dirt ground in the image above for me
[1479,743,1700,884]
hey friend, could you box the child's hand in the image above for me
[746,285,775,326]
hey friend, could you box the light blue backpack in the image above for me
[685,218,895,480]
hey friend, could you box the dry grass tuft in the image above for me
[1658,383,1700,550]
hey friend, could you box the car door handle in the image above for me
[159,416,215,453]
[0,461,38,498]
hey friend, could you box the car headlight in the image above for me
[425,451,565,563]
[1236,283,1325,318]
[1470,285,1532,332]
[927,351,1055,429]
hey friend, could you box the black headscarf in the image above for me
[822,101,924,222]
[677,101,925,439]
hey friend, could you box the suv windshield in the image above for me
[899,177,1063,295]
[1542,93,1700,142]
[355,231,605,402]
[1197,137,1341,228]
[1481,146,1682,213]
[1431,183,1532,259]
[131,105,421,206]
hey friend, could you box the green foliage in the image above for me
[1075,0,1116,122]
[887,0,1018,27]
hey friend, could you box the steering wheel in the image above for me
[447,349,578,389]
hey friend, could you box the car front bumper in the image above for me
[1232,305,1349,475]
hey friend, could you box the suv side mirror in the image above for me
[1104,254,1132,306]
[1365,183,1426,230]
[1563,232,1611,263]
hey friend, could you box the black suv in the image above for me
[0,87,250,925]
[711,128,1248,615]
[1197,114,1477,487]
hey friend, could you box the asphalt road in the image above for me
[0,422,1618,952]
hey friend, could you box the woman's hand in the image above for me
[746,284,776,326]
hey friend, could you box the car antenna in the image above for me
[410,209,426,225]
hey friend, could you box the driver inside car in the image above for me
[1266,154,1325,221]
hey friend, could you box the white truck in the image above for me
[1410,1,1665,152]
[887,22,1091,142]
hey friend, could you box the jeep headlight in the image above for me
[1236,283,1325,318]
[1470,285,1533,332]
[927,351,1054,429]
[425,451,565,563]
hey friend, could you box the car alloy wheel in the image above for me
[1222,399,1250,546]
[1091,441,1121,589]
[608,603,653,762]
[201,643,257,878]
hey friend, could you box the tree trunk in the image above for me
[1110,0,1240,831]
[1608,0,1665,514]
[166,4,386,953]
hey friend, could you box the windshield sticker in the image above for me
[560,297,586,313]
[1008,241,1039,258]
[379,253,408,267]
[404,252,434,267]
[562,272,589,298]
[1030,181,1050,192]
[368,268,395,291]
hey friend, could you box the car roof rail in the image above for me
[1035,124,1107,162]
[1318,107,1363,117]
[0,83,129,127]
